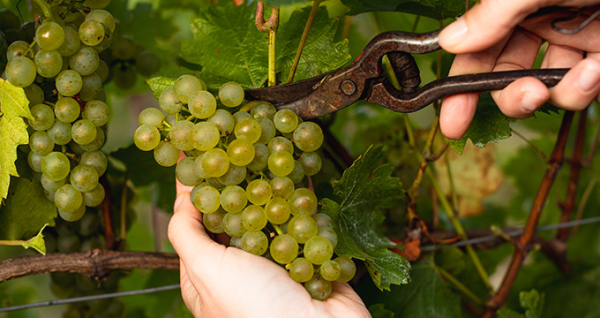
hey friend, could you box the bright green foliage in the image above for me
[340,0,473,19]
[321,145,409,290]
[498,289,545,318]
[147,77,177,99]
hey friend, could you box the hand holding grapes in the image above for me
[168,179,371,318]
[438,0,600,139]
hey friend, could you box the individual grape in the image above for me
[159,87,182,114]
[201,148,229,178]
[70,164,99,192]
[29,104,55,131]
[169,121,194,151]
[250,101,276,119]
[154,141,179,167]
[191,122,220,151]
[79,20,105,46]
[264,197,291,224]
[241,231,268,255]
[193,154,208,179]
[57,26,81,57]
[220,185,247,213]
[96,59,109,83]
[304,236,333,265]
[80,151,107,176]
[241,205,268,231]
[246,143,269,172]
[34,49,63,78]
[234,118,261,143]
[36,22,65,51]
[298,152,322,176]
[82,183,105,207]
[176,157,202,186]
[206,177,225,188]
[41,174,65,192]
[188,90,216,119]
[317,227,338,248]
[218,82,244,107]
[246,179,272,206]
[267,136,294,154]
[268,151,295,177]
[54,184,83,213]
[6,56,36,87]
[230,236,242,249]
[69,46,99,76]
[287,160,305,184]
[28,151,45,172]
[135,51,160,77]
[320,260,341,282]
[293,122,324,152]
[222,212,247,237]
[270,176,295,198]
[58,203,86,222]
[47,121,72,145]
[287,214,318,244]
[288,188,318,216]
[44,190,56,202]
[227,138,255,166]
[79,73,103,101]
[29,131,55,155]
[85,0,111,9]
[111,36,136,60]
[174,74,203,104]
[54,98,81,123]
[269,234,298,264]
[23,84,44,106]
[334,257,356,283]
[203,208,227,234]
[138,108,164,128]
[56,70,83,96]
[72,119,97,145]
[289,258,314,283]
[83,100,110,126]
[165,113,177,127]
[86,10,116,33]
[190,183,208,204]
[273,109,299,133]
[217,164,246,186]
[256,117,276,144]
[313,213,333,229]
[193,185,221,213]
[113,65,137,89]
[80,127,105,151]
[133,124,160,151]
[209,109,235,136]
[233,110,252,125]
[6,41,30,61]
[304,276,332,301]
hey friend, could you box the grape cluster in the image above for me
[135,75,356,300]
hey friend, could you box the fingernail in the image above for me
[440,18,468,49]
[577,63,600,93]
[174,193,187,211]
[520,92,545,113]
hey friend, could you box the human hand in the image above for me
[438,0,600,139]
[168,178,371,318]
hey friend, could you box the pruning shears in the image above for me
[244,6,600,119]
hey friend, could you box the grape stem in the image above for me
[255,1,279,87]
[286,0,322,84]
[32,0,54,20]
[272,224,284,236]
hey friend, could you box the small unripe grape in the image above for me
[36,22,65,51]
[218,82,244,107]
[134,124,161,151]
[241,231,268,255]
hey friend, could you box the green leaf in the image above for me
[321,145,409,290]
[368,303,395,318]
[0,224,48,255]
[497,307,525,318]
[147,76,176,99]
[520,289,544,318]
[340,0,471,20]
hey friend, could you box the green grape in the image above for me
[54,184,83,213]
[334,257,356,283]
[29,131,55,155]
[80,127,105,151]
[174,74,203,104]
[34,49,63,78]
[159,87,182,114]
[288,160,305,184]
[206,177,225,188]
[209,109,235,136]
[54,98,81,123]
[246,143,269,172]
[293,122,324,152]
[191,121,220,151]
[96,59,109,83]
[250,101,276,120]
[288,188,317,216]
[69,46,99,76]
[40,174,65,192]
[85,0,111,9]
[273,109,299,133]
[138,107,164,128]
[36,22,65,51]
[83,100,110,126]
[267,136,294,154]
[169,120,194,151]
[176,157,202,186]
[86,10,116,33]
[246,179,272,206]
[56,70,83,96]
[313,213,333,229]
[154,141,179,167]
[256,117,276,144]
[79,73,103,101]
[220,185,247,213]
[289,257,314,283]
[222,212,247,237]
[320,260,341,282]
[287,214,318,244]
[201,148,229,178]
[23,84,44,106]
[58,203,86,222]
[6,56,36,87]
[113,64,137,89]
[193,154,208,179]
[217,164,246,186]
[298,152,322,176]
[28,152,44,172]
[270,176,295,198]
[304,236,333,265]
[233,110,252,125]
[241,205,268,231]
[227,138,255,166]
[135,51,160,77]
[190,182,208,204]
[203,208,227,234]
[270,234,298,264]
[165,113,177,127]
[188,90,216,119]
[6,41,30,61]
[304,276,332,301]
[241,231,268,256]
[82,183,105,207]
[79,20,105,46]
[264,197,291,224]
[234,118,261,143]
[29,104,55,131]
[111,36,136,60]
[57,26,81,57]
[70,164,99,192]
[317,227,338,248]
[134,124,161,151]
[47,121,72,145]
[80,151,107,176]
[230,236,242,249]
[193,185,221,213]
[44,189,56,202]
[218,82,244,107]
[72,119,97,145]
[268,151,295,177]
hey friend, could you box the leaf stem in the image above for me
[436,265,484,305]
[286,0,322,83]
[120,174,129,240]
[510,128,546,160]
[256,2,279,87]
[32,0,53,20]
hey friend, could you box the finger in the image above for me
[548,55,600,110]
[439,93,479,139]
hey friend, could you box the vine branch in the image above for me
[256,1,279,87]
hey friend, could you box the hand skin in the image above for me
[438,0,600,139]
[168,179,371,318]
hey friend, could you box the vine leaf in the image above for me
[0,224,49,255]
[321,145,409,291]
[147,77,176,99]
[339,0,472,20]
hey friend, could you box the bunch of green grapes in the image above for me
[104,34,161,90]
[134,75,356,300]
